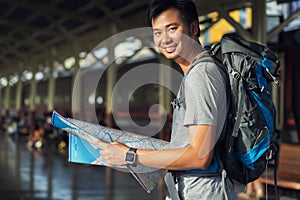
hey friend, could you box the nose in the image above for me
[161,30,172,45]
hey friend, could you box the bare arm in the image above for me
[98,124,217,171]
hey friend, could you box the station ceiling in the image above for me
[0,0,290,77]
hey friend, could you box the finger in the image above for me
[99,149,105,155]
[92,140,108,149]
[111,142,120,145]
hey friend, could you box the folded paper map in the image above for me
[51,110,169,193]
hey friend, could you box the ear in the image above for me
[190,20,199,37]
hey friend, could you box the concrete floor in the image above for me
[0,132,161,200]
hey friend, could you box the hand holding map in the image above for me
[51,110,169,193]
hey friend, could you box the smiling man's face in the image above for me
[152,8,192,63]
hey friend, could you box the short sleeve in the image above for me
[183,60,227,128]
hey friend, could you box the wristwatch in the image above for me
[125,147,137,167]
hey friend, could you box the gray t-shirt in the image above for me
[167,51,237,200]
[170,51,227,149]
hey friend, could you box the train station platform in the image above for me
[0,132,161,200]
[1,129,299,200]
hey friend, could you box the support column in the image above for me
[15,73,23,111]
[29,72,37,137]
[0,87,2,108]
[252,0,267,44]
[47,64,55,112]
[71,55,81,118]
[158,56,172,141]
[105,62,117,128]
[159,61,172,115]
[4,77,11,130]
[4,77,11,110]
[105,24,118,128]
[29,72,37,112]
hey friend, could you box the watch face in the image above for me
[126,151,136,163]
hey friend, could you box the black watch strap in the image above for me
[129,147,137,153]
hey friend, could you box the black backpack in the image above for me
[207,33,280,185]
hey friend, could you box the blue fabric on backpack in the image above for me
[185,155,219,174]
[262,57,272,71]
[235,91,275,169]
[254,62,268,92]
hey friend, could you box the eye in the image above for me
[168,26,177,32]
[153,31,161,37]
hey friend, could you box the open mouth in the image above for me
[163,46,176,53]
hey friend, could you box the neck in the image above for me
[176,42,204,75]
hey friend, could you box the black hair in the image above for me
[148,0,200,37]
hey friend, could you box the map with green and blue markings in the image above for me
[51,110,169,193]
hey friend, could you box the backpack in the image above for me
[207,33,280,185]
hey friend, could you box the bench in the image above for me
[258,143,300,199]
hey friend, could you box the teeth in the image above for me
[164,46,174,52]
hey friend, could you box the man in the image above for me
[98,0,237,199]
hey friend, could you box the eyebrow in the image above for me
[152,23,179,31]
